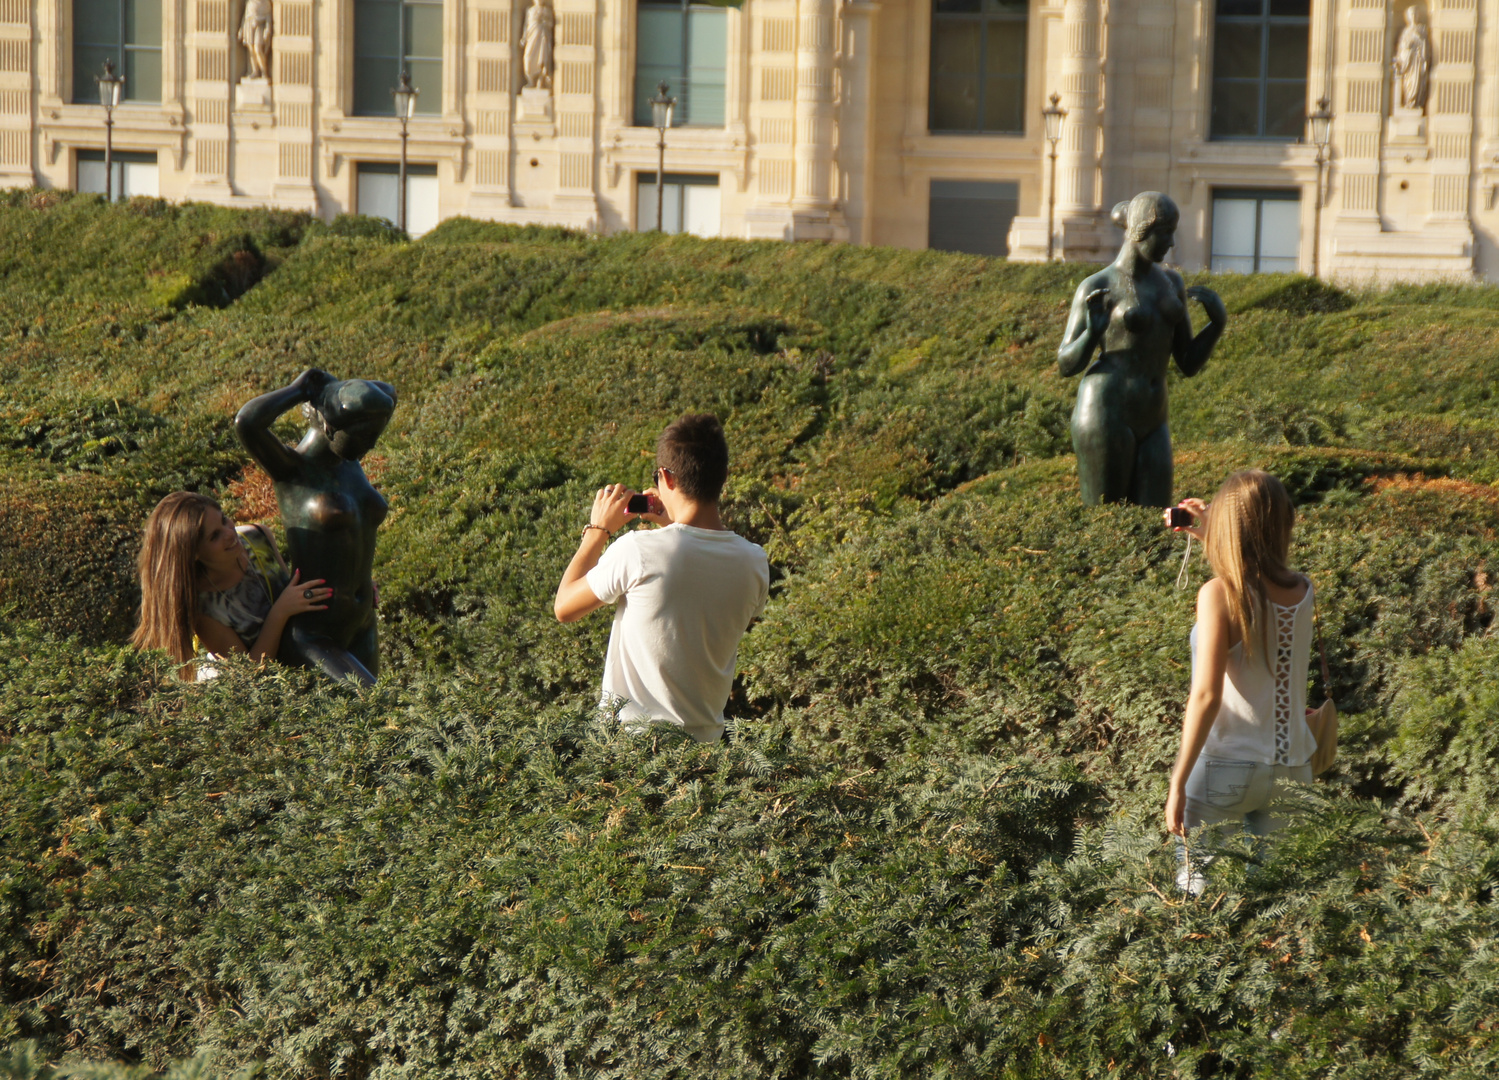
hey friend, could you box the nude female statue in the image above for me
[1057,192,1227,507]
[235,369,396,686]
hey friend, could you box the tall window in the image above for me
[357,163,440,236]
[353,0,443,116]
[929,180,1018,256]
[637,172,720,236]
[73,0,162,103]
[634,1,726,127]
[77,150,159,200]
[1211,190,1300,273]
[1210,0,1309,139]
[929,0,1028,134]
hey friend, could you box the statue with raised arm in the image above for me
[1392,5,1431,113]
[521,0,555,90]
[234,369,396,686]
[1056,192,1227,507]
[239,0,273,82]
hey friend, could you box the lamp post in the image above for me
[649,81,676,232]
[391,70,418,232]
[1309,96,1333,278]
[96,59,124,202]
[1042,92,1066,262]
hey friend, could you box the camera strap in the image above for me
[1175,534,1193,590]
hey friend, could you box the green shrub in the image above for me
[1,197,1498,1077]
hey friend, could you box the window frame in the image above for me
[351,0,444,117]
[1208,0,1310,141]
[635,171,722,234]
[72,0,163,104]
[1209,187,1302,273]
[927,0,1030,136]
[633,0,729,128]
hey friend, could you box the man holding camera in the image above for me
[553,414,769,742]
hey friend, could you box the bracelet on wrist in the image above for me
[582,523,610,540]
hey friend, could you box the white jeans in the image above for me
[1177,756,1313,894]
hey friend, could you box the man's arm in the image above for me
[553,483,636,623]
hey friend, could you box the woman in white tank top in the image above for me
[1163,470,1317,893]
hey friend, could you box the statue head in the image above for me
[1111,191,1179,263]
[302,378,397,462]
[1404,4,1424,27]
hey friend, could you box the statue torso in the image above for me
[1076,266,1187,434]
[274,458,387,640]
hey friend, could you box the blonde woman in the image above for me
[1164,470,1318,891]
[132,492,330,679]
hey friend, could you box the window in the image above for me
[77,149,159,200]
[353,0,443,116]
[929,179,1019,256]
[73,0,162,103]
[1211,190,1300,273]
[929,0,1028,134]
[357,162,440,236]
[634,1,726,127]
[1210,0,1309,139]
[637,173,720,236]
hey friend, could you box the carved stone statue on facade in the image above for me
[239,0,274,82]
[521,0,556,91]
[1392,5,1431,113]
[1056,193,1227,507]
[235,369,397,687]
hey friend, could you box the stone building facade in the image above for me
[1,0,1494,280]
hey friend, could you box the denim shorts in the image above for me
[1177,755,1313,894]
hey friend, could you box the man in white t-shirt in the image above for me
[553,414,770,742]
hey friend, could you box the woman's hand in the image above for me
[590,484,636,535]
[1186,286,1227,327]
[1164,497,1209,542]
[272,569,331,617]
[1164,781,1187,837]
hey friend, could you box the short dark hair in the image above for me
[657,414,729,502]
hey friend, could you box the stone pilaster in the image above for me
[467,1,513,214]
[791,0,845,239]
[1056,0,1103,256]
[188,0,232,198]
[0,0,32,187]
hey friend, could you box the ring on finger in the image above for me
[303,589,315,599]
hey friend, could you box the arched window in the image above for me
[353,0,443,116]
[73,0,162,103]
[929,0,1028,135]
[634,0,727,127]
[1211,0,1309,139]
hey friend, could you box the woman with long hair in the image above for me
[132,492,330,679]
[1164,470,1319,891]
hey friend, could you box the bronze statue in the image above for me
[235,369,396,686]
[1057,192,1226,507]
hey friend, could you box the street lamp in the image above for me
[649,81,676,232]
[1042,92,1066,262]
[1308,95,1333,278]
[96,59,125,202]
[391,70,419,232]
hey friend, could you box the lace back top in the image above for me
[1190,578,1318,769]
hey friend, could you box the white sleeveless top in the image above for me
[1189,579,1317,767]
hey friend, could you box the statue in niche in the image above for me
[1392,4,1431,113]
[521,0,556,90]
[239,0,274,82]
[1055,193,1227,507]
[235,369,397,687]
